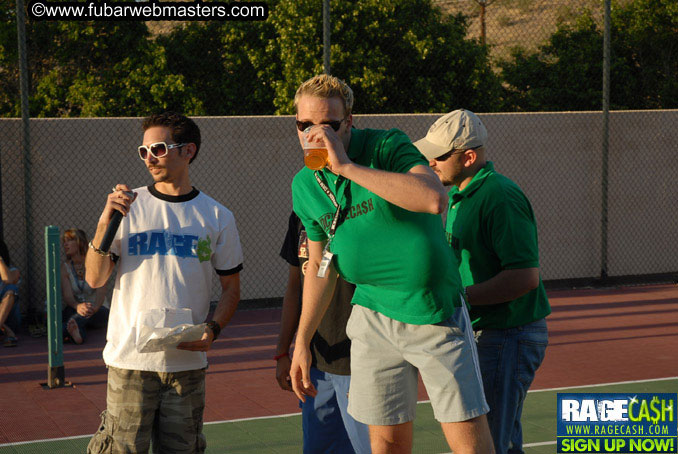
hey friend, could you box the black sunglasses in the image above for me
[434,149,465,162]
[434,146,481,162]
[296,119,345,132]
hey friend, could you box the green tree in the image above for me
[499,13,607,111]
[2,0,502,117]
[0,3,201,117]
[270,0,502,114]
[159,16,279,116]
[612,0,678,108]
[0,0,27,116]
[500,0,678,111]
[39,21,203,116]
[162,0,499,115]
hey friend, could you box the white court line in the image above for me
[439,441,557,454]
[416,376,678,405]
[434,377,678,453]
[204,411,301,425]
[1,376,676,448]
[0,413,306,448]
[524,440,558,447]
[0,434,91,447]
[528,376,678,393]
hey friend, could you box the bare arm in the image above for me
[275,265,302,391]
[177,272,241,351]
[465,268,540,306]
[306,126,447,214]
[290,239,338,401]
[85,184,136,288]
[85,235,115,289]
[60,263,80,310]
[92,286,107,312]
[340,164,448,214]
[62,263,107,317]
[0,256,19,284]
[294,240,338,348]
[211,273,241,331]
[277,265,302,355]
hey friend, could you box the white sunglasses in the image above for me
[137,142,187,161]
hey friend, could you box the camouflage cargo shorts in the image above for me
[87,366,207,454]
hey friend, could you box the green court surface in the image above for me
[1,378,675,454]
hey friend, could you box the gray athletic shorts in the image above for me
[346,302,489,426]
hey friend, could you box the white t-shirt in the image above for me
[103,185,243,372]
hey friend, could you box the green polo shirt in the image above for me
[292,128,462,325]
[446,161,551,329]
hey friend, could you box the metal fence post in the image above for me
[16,0,33,308]
[0,142,3,241]
[44,225,67,388]
[323,0,330,74]
[600,0,611,282]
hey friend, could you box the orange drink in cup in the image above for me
[302,127,328,170]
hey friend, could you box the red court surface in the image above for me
[1,284,677,445]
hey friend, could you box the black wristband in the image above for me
[207,320,221,340]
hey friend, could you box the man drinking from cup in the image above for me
[289,74,494,454]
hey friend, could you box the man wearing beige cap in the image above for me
[415,109,551,454]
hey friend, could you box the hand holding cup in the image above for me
[302,127,329,171]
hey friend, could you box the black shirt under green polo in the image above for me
[280,212,354,375]
[445,161,551,329]
[292,128,462,325]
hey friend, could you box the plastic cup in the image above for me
[302,127,328,170]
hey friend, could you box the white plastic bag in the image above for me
[135,308,206,353]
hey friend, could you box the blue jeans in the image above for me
[0,284,21,332]
[475,318,548,454]
[301,366,371,454]
[62,305,109,342]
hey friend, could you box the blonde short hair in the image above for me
[294,74,354,117]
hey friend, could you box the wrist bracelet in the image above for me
[88,241,111,257]
[207,320,221,340]
[273,352,289,361]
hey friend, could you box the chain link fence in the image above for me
[438,0,606,59]
[2,111,678,316]
[2,0,677,318]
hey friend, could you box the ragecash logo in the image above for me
[127,230,212,261]
[557,393,677,453]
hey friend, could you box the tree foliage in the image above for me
[159,17,279,116]
[500,0,678,111]
[162,0,501,115]
[0,2,200,117]
[1,0,676,117]
[1,0,500,117]
[269,0,502,114]
[612,0,678,108]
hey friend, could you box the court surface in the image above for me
[0,284,676,453]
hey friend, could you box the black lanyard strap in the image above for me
[314,171,342,239]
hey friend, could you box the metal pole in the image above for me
[323,0,330,74]
[45,226,67,388]
[0,143,3,241]
[600,0,611,281]
[480,2,487,46]
[16,0,33,307]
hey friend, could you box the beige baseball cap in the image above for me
[414,109,488,160]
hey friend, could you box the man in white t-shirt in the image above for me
[85,112,243,454]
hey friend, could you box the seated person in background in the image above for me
[61,228,109,344]
[0,239,21,347]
